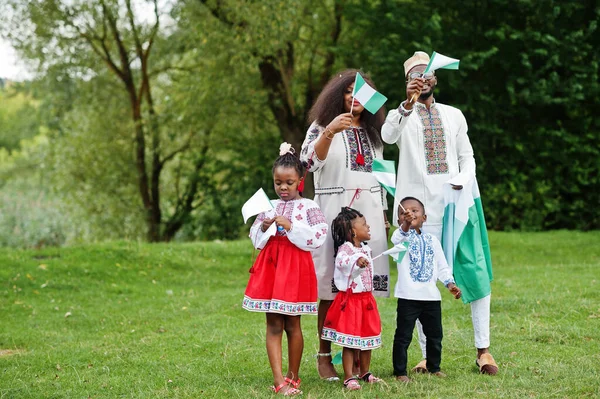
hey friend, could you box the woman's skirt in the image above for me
[243,236,317,315]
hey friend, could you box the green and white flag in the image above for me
[352,72,388,114]
[372,159,396,197]
[423,51,460,74]
[441,176,493,304]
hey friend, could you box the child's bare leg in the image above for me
[358,349,382,383]
[284,315,303,382]
[359,349,371,374]
[352,349,361,376]
[265,313,286,388]
[342,347,355,381]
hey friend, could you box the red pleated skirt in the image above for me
[243,236,318,315]
[321,291,382,350]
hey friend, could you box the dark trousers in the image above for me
[392,298,443,376]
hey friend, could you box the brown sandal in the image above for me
[476,353,499,375]
[411,359,428,373]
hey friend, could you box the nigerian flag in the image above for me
[372,159,396,197]
[423,51,460,74]
[441,176,492,304]
[352,73,387,114]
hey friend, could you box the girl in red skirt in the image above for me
[243,143,328,396]
[321,207,383,390]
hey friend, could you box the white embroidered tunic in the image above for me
[382,102,476,239]
[333,242,374,293]
[249,198,328,251]
[301,122,389,299]
[391,228,455,301]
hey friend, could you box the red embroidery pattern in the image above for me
[338,243,355,257]
[345,127,374,172]
[275,201,294,220]
[306,207,326,226]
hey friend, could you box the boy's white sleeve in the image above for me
[391,227,409,245]
[433,237,455,286]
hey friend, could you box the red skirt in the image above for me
[321,291,382,350]
[243,236,318,315]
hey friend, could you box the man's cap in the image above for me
[403,51,430,77]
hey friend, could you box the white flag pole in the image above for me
[349,72,358,126]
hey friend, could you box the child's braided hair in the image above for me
[272,146,307,193]
[331,207,363,257]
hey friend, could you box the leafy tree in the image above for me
[192,0,344,149]
[1,0,223,241]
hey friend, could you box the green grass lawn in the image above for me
[1,231,599,398]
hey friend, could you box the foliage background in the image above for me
[0,0,599,247]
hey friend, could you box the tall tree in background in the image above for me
[1,0,214,241]
[194,0,345,150]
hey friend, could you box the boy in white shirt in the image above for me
[391,197,461,382]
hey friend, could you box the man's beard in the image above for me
[419,88,434,100]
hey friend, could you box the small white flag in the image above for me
[423,51,460,74]
[241,188,273,223]
[372,242,408,262]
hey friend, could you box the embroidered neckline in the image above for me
[414,99,436,109]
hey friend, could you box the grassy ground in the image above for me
[1,231,599,398]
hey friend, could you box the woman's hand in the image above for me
[384,211,391,238]
[326,112,353,134]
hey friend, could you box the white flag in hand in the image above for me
[372,242,409,262]
[241,188,273,223]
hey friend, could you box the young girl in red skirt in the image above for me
[243,143,328,396]
[321,207,383,390]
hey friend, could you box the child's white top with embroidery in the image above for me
[391,228,455,301]
[249,198,328,251]
[333,242,374,293]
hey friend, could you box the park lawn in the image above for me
[0,231,599,398]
